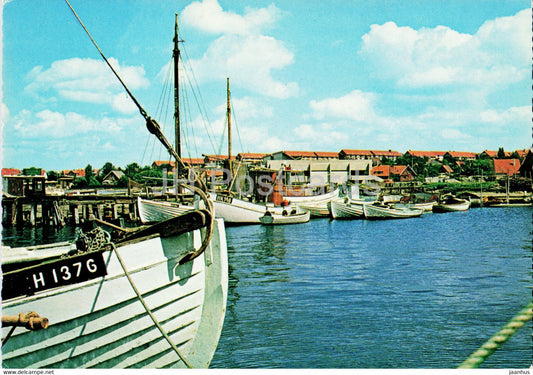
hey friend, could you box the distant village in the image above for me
[2,147,532,198]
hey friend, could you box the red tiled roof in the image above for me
[2,168,20,177]
[314,151,339,158]
[482,150,511,158]
[153,160,175,167]
[203,154,237,161]
[238,153,268,160]
[442,165,454,173]
[371,150,402,157]
[283,151,317,158]
[407,150,446,158]
[371,165,390,177]
[63,169,85,177]
[182,158,204,165]
[447,151,477,158]
[493,159,520,175]
[390,165,408,175]
[341,149,373,156]
[515,149,530,159]
[371,165,413,177]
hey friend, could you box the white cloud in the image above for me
[13,109,131,138]
[181,0,281,35]
[359,9,531,89]
[310,90,378,122]
[479,106,531,124]
[179,0,298,99]
[293,123,345,145]
[440,128,470,140]
[187,34,298,99]
[1,102,10,123]
[24,57,149,114]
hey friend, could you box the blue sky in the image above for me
[1,0,530,171]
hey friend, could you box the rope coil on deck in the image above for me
[458,301,533,368]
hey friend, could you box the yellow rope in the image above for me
[458,301,533,368]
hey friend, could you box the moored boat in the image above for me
[1,210,228,369]
[210,192,298,225]
[328,197,369,219]
[363,202,424,219]
[282,188,340,217]
[2,5,229,368]
[413,201,437,211]
[260,210,310,225]
[432,196,471,212]
[137,196,194,224]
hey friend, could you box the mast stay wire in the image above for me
[142,57,175,166]
[65,0,189,173]
[180,46,219,155]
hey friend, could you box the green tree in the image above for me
[115,175,130,188]
[98,162,115,182]
[497,147,506,158]
[124,162,141,180]
[47,170,60,181]
[84,164,100,187]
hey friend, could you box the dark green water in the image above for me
[2,207,531,368]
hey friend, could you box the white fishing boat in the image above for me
[1,5,228,368]
[259,210,310,225]
[210,192,295,225]
[363,202,424,219]
[137,196,194,224]
[432,196,471,212]
[1,210,228,369]
[413,201,437,211]
[282,188,339,217]
[392,201,436,212]
[328,197,373,219]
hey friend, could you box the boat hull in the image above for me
[1,219,228,369]
[137,197,193,224]
[413,201,437,211]
[364,204,423,219]
[260,211,310,225]
[209,193,293,225]
[328,199,366,219]
[283,188,339,217]
[432,201,470,212]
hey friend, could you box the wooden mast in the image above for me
[173,13,181,171]
[226,77,232,174]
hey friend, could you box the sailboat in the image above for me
[209,78,301,224]
[136,11,199,224]
[2,6,228,369]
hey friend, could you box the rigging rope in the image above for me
[458,300,533,368]
[110,242,194,369]
[64,0,189,174]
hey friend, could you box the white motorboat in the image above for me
[259,210,310,225]
[328,197,372,219]
[363,202,424,219]
[282,188,340,217]
[432,196,471,212]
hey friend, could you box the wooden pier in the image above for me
[1,195,138,227]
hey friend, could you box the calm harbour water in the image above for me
[2,206,532,368]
